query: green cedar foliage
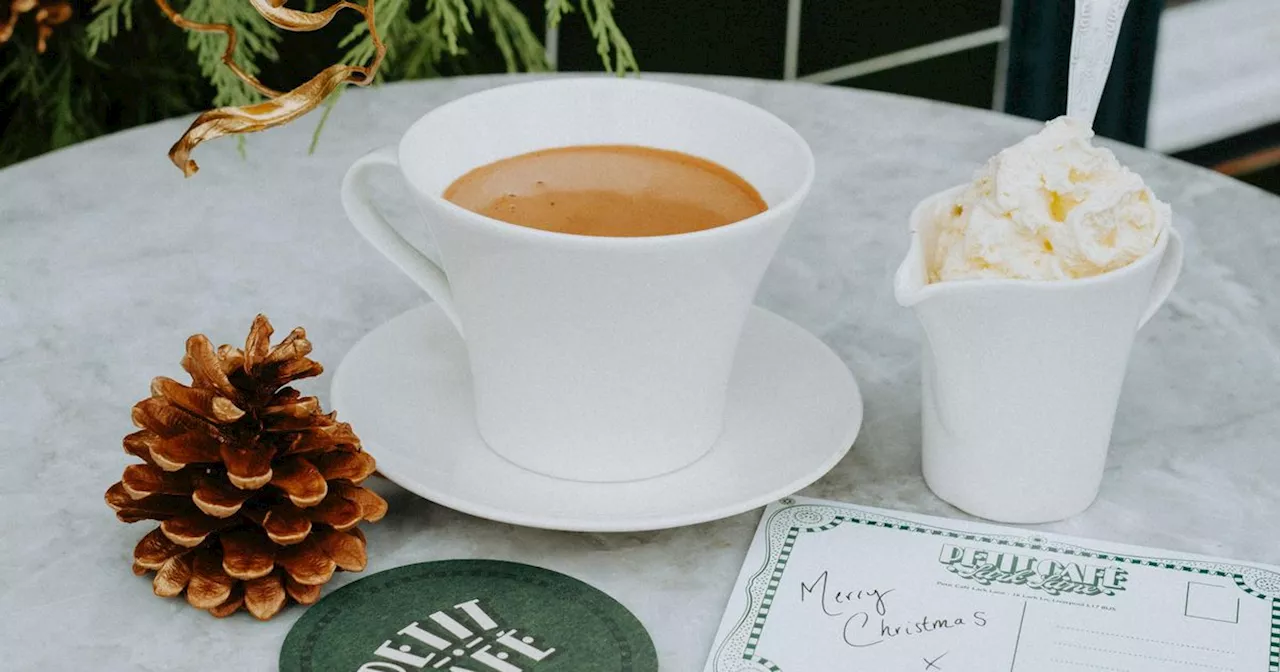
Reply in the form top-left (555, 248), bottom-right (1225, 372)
top-left (0, 0), bottom-right (635, 168)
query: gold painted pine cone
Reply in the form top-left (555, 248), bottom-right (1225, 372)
top-left (105, 315), bottom-right (387, 620)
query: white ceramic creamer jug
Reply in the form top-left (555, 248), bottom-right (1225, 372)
top-left (895, 187), bottom-right (1183, 523)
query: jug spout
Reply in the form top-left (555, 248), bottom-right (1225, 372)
top-left (894, 231), bottom-right (931, 308)
top-left (895, 188), bottom-right (958, 308)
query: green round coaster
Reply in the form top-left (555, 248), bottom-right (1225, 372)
top-left (280, 560), bottom-right (657, 672)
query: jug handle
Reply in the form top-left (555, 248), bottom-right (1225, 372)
top-left (1138, 228), bottom-right (1183, 329)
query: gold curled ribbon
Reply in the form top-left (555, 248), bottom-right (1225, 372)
top-left (0, 0), bottom-right (72, 53)
top-left (0, 0), bottom-right (40, 45)
top-left (32, 1), bottom-right (70, 53)
top-left (157, 0), bottom-right (386, 177)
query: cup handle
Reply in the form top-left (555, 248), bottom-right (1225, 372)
top-left (341, 144), bottom-right (462, 332)
top-left (1138, 228), bottom-right (1183, 329)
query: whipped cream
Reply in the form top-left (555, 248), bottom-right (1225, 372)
top-left (929, 116), bottom-right (1170, 282)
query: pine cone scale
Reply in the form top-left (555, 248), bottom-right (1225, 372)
top-left (134, 527), bottom-right (188, 569)
top-left (160, 513), bottom-right (228, 547)
top-left (262, 396), bottom-right (320, 420)
top-left (120, 464), bottom-right (190, 499)
top-left (151, 376), bottom-right (246, 424)
top-left (208, 585), bottom-right (244, 618)
top-left (191, 479), bottom-right (252, 518)
top-left (261, 413), bottom-right (330, 432)
top-left (263, 328), bottom-right (311, 367)
top-left (153, 553), bottom-right (194, 597)
top-left (182, 335), bottom-right (237, 398)
top-left (276, 538), bottom-right (336, 586)
top-left (150, 433), bottom-right (222, 471)
top-left (270, 357), bottom-right (323, 386)
top-left (261, 503), bottom-right (313, 545)
top-left (132, 397), bottom-right (220, 439)
top-left (308, 492), bottom-right (363, 531)
top-left (270, 456), bottom-right (328, 507)
top-left (284, 575), bottom-right (321, 605)
top-left (244, 573), bottom-right (287, 620)
top-left (311, 450), bottom-right (375, 481)
top-left (243, 315), bottom-right (274, 373)
top-left (217, 346), bottom-right (245, 375)
top-left (122, 431), bottom-right (160, 465)
top-left (186, 550), bottom-right (234, 609)
top-left (107, 483), bottom-right (197, 522)
top-left (220, 442), bottom-right (275, 490)
top-left (220, 529), bottom-right (276, 580)
top-left (315, 527), bottom-right (367, 572)
top-left (337, 482), bottom-right (389, 522)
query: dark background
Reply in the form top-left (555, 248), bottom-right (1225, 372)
top-left (1, 0), bottom-right (1276, 194)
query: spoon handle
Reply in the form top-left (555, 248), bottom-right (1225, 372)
top-left (1066, 0), bottom-right (1131, 127)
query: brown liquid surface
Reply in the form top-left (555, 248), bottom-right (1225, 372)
top-left (443, 145), bottom-right (767, 237)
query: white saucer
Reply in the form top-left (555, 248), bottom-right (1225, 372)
top-left (331, 304), bottom-right (862, 532)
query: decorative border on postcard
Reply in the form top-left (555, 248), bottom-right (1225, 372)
top-left (709, 500), bottom-right (1280, 672)
top-left (1271, 599), bottom-right (1279, 672)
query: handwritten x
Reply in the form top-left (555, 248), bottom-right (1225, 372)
top-left (923, 652), bottom-right (948, 670)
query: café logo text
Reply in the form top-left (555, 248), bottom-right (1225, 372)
top-left (939, 543), bottom-right (1129, 597)
top-left (357, 598), bottom-right (557, 672)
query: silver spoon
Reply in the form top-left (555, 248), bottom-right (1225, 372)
top-left (1066, 0), bottom-right (1132, 128)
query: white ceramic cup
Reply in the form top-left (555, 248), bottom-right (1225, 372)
top-left (894, 186), bottom-right (1183, 523)
top-left (341, 78), bottom-right (814, 483)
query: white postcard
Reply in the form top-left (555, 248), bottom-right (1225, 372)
top-left (705, 496), bottom-right (1280, 672)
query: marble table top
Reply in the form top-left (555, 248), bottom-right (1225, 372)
top-left (2, 74), bottom-right (1278, 670)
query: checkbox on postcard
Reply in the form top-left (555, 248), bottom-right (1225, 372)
top-left (1184, 581), bottom-right (1240, 624)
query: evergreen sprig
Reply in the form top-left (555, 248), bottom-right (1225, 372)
top-left (580, 0), bottom-right (636, 74)
top-left (0, 0), bottom-right (637, 169)
top-left (181, 1), bottom-right (281, 107)
top-left (2, 4), bottom-right (210, 166)
top-left (86, 0), bottom-right (135, 56)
